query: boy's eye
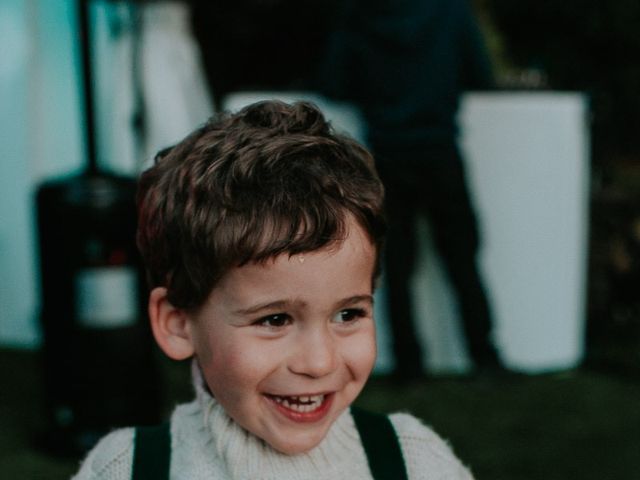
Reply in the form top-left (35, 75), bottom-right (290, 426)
top-left (255, 314), bottom-right (290, 328)
top-left (334, 308), bottom-right (367, 324)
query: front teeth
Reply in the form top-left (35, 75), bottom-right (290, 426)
top-left (272, 394), bottom-right (325, 412)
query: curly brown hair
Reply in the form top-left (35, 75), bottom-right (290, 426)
top-left (137, 100), bottom-right (385, 310)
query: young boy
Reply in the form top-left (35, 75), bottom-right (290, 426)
top-left (72, 100), bottom-right (473, 479)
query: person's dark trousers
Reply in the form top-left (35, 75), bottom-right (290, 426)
top-left (376, 144), bottom-right (500, 378)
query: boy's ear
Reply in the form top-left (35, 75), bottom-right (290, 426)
top-left (148, 287), bottom-right (195, 360)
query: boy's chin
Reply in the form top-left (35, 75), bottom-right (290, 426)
top-left (259, 418), bottom-right (336, 455)
top-left (268, 431), bottom-right (329, 456)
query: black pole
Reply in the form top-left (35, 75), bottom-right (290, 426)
top-left (78, 0), bottom-right (98, 174)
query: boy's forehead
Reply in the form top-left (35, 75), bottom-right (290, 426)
top-left (209, 222), bottom-right (376, 305)
top-left (214, 221), bottom-right (376, 287)
top-left (191, 213), bottom-right (381, 311)
top-left (264, 218), bottom-right (375, 264)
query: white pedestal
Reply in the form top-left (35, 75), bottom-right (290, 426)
top-left (458, 92), bottom-right (590, 373)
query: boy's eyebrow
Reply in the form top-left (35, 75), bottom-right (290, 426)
top-left (336, 295), bottom-right (374, 309)
top-left (233, 300), bottom-right (292, 316)
top-left (233, 295), bottom-right (374, 316)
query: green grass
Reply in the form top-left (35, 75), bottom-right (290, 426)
top-left (358, 372), bottom-right (640, 480)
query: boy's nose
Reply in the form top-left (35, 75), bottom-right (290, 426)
top-left (289, 327), bottom-right (338, 378)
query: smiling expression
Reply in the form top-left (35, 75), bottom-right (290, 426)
top-left (187, 218), bottom-right (377, 454)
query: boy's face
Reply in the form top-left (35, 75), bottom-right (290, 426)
top-left (187, 218), bottom-right (377, 455)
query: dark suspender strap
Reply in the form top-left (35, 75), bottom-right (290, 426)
top-left (351, 406), bottom-right (409, 480)
top-left (132, 423), bottom-right (171, 480)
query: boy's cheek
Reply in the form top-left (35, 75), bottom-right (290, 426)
top-left (345, 329), bottom-right (377, 379)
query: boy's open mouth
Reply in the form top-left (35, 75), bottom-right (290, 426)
top-left (267, 394), bottom-right (325, 412)
top-left (264, 393), bottom-right (333, 421)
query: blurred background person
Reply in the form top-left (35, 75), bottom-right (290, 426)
top-left (317, 0), bottom-right (503, 381)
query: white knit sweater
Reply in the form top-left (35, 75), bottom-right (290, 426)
top-left (72, 368), bottom-right (474, 480)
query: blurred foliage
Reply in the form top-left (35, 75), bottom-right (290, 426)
top-left (476, 0), bottom-right (640, 161)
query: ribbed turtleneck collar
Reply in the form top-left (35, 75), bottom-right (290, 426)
top-left (189, 360), bottom-right (369, 479)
